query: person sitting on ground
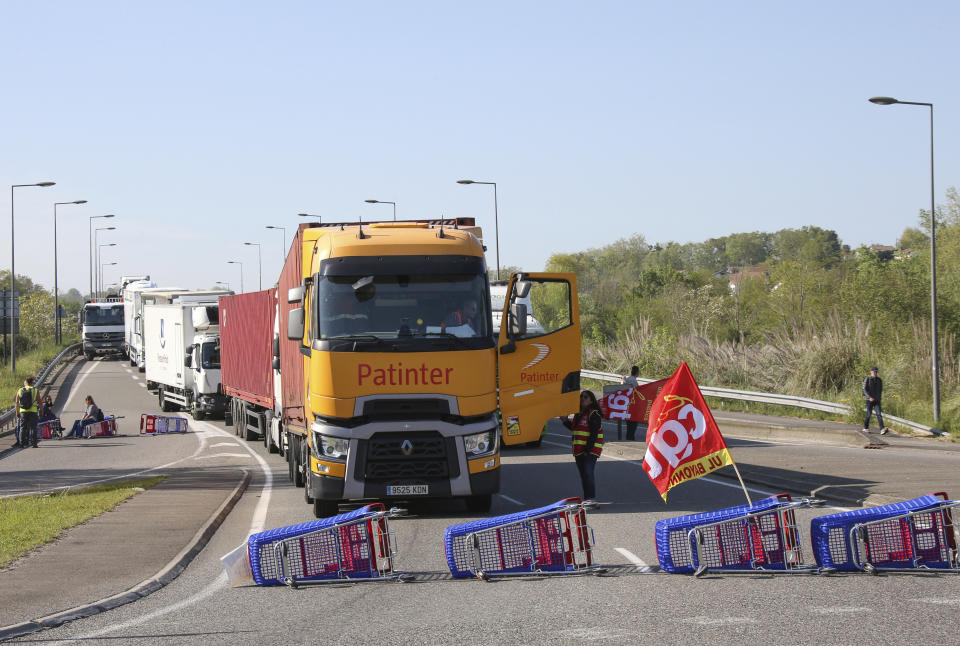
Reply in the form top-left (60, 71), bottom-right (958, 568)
top-left (39, 395), bottom-right (56, 422)
top-left (65, 395), bottom-right (103, 439)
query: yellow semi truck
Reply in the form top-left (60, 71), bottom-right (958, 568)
top-left (283, 219), bottom-right (581, 516)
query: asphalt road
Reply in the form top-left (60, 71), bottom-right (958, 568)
top-left (4, 359), bottom-right (960, 645)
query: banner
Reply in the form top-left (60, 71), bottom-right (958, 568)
top-left (642, 362), bottom-right (733, 501)
top-left (600, 379), bottom-right (668, 422)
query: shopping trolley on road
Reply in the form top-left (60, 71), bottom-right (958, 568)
top-left (811, 492), bottom-right (960, 574)
top-left (140, 413), bottom-right (189, 435)
top-left (247, 504), bottom-right (410, 587)
top-left (656, 494), bottom-right (827, 577)
top-left (84, 416), bottom-right (119, 438)
top-left (444, 497), bottom-right (605, 581)
top-left (37, 418), bottom-right (63, 440)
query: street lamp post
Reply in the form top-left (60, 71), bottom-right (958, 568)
top-left (244, 242), bottom-right (262, 290)
top-left (227, 261), bottom-right (244, 293)
top-left (266, 225), bottom-right (287, 257)
top-left (457, 179), bottom-right (500, 280)
top-left (869, 96), bottom-right (940, 423)
top-left (89, 215), bottom-right (115, 299)
top-left (97, 243), bottom-right (117, 299)
top-left (54, 200), bottom-right (87, 343)
top-left (364, 199), bottom-right (396, 221)
top-left (215, 281), bottom-right (230, 291)
top-left (100, 261), bottom-right (117, 296)
top-left (94, 233), bottom-right (116, 298)
top-left (297, 213), bottom-right (321, 224)
top-left (10, 181), bottom-right (55, 371)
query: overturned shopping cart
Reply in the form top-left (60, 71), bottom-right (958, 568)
top-left (810, 492), bottom-right (960, 574)
top-left (140, 413), bottom-right (189, 435)
top-left (246, 504), bottom-right (410, 587)
top-left (84, 416), bottom-right (119, 438)
top-left (37, 418), bottom-right (63, 440)
top-left (444, 497), bottom-right (604, 581)
top-left (656, 494), bottom-right (827, 576)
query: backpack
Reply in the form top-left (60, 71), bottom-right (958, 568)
top-left (19, 387), bottom-right (34, 410)
top-left (96, 408), bottom-right (105, 422)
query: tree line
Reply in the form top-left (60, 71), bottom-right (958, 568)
top-left (538, 187), bottom-right (960, 433)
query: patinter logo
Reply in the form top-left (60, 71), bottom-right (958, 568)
top-left (521, 343), bottom-right (550, 369)
top-left (520, 342), bottom-right (558, 384)
top-left (358, 362), bottom-right (454, 386)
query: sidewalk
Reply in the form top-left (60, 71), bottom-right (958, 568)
top-left (0, 467), bottom-right (248, 638)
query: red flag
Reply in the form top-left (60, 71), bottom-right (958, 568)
top-left (642, 362), bottom-right (733, 501)
top-left (600, 379), bottom-right (668, 422)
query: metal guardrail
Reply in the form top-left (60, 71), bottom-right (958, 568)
top-left (581, 368), bottom-right (943, 436)
top-left (0, 343), bottom-right (82, 437)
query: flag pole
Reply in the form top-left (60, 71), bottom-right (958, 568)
top-left (730, 462), bottom-right (753, 506)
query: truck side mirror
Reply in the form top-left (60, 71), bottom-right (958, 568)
top-left (287, 307), bottom-right (305, 340)
top-left (184, 353), bottom-right (192, 368)
top-left (272, 335), bottom-right (280, 358)
top-left (515, 279), bottom-right (532, 299)
top-left (272, 357), bottom-right (280, 371)
top-left (287, 286), bottom-right (304, 304)
top-left (509, 303), bottom-right (528, 337)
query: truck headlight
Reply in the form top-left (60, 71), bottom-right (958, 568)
top-left (314, 433), bottom-right (349, 461)
top-left (464, 430), bottom-right (496, 456)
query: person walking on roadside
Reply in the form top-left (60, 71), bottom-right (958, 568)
top-left (14, 377), bottom-right (40, 449)
top-left (863, 366), bottom-right (888, 435)
top-left (622, 365), bottom-right (640, 441)
top-left (558, 391), bottom-right (604, 501)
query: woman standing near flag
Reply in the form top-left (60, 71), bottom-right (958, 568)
top-left (559, 391), bottom-right (604, 501)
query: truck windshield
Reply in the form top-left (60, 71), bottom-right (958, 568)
top-left (201, 341), bottom-right (220, 369)
top-left (315, 273), bottom-right (491, 345)
top-left (83, 305), bottom-right (124, 326)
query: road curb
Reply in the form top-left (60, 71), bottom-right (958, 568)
top-left (0, 469), bottom-right (251, 642)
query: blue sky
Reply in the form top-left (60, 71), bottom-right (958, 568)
top-left (2, 1), bottom-right (958, 293)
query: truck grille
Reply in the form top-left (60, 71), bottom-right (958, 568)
top-left (86, 332), bottom-right (123, 341)
top-left (362, 432), bottom-right (454, 480)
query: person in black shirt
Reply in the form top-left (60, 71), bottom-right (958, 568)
top-left (862, 367), bottom-right (888, 435)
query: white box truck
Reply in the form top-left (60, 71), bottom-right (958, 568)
top-left (129, 288), bottom-right (230, 371)
top-left (80, 299), bottom-right (126, 360)
top-left (143, 302), bottom-right (229, 420)
top-left (121, 279), bottom-right (157, 364)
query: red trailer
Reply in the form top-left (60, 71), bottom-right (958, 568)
top-left (219, 290), bottom-right (278, 449)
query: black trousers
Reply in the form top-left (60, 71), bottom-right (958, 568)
top-left (20, 412), bottom-right (38, 447)
top-left (625, 420), bottom-right (638, 441)
top-left (574, 452), bottom-right (598, 500)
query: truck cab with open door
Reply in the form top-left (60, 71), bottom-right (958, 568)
top-left (497, 273), bottom-right (581, 445)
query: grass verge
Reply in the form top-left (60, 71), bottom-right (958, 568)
top-left (0, 342), bottom-right (75, 411)
top-left (0, 476), bottom-right (166, 568)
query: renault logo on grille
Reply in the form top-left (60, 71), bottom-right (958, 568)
top-left (400, 439), bottom-right (413, 456)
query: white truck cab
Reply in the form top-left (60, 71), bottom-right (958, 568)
top-left (80, 300), bottom-right (125, 360)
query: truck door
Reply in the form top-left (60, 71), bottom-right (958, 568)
top-left (497, 273), bottom-right (581, 445)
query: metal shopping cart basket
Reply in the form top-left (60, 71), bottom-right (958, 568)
top-left (37, 418), bottom-right (63, 440)
top-left (810, 492), bottom-right (960, 574)
top-left (444, 497), bottom-right (604, 581)
top-left (247, 503), bottom-right (410, 587)
top-left (656, 494), bottom-right (827, 577)
top-left (84, 416), bottom-right (119, 438)
top-left (140, 413), bottom-right (189, 435)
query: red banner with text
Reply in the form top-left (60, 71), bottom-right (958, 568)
top-left (600, 379), bottom-right (668, 422)
top-left (642, 362), bottom-right (733, 501)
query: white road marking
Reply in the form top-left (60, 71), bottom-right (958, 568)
top-left (682, 616), bottom-right (759, 626)
top-left (810, 607), bottom-right (872, 615)
top-left (62, 361), bottom-right (99, 409)
top-left (138, 383), bottom-right (147, 388)
top-left (130, 375), bottom-right (139, 381)
top-left (211, 442), bottom-right (240, 447)
top-left (497, 493), bottom-right (524, 506)
top-left (195, 452), bottom-right (252, 459)
top-left (613, 547), bottom-right (656, 573)
top-left (53, 418), bottom-right (274, 644)
top-left (910, 598), bottom-right (960, 605)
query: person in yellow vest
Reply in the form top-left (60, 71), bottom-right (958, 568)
top-left (15, 377), bottom-right (39, 449)
top-left (558, 390), bottom-right (604, 501)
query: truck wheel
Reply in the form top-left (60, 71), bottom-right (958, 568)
top-left (263, 423), bottom-right (270, 449)
top-left (84, 352), bottom-right (94, 361)
top-left (304, 475), bottom-right (313, 504)
top-left (465, 494), bottom-right (492, 513)
top-left (294, 436), bottom-right (305, 488)
top-left (159, 389), bottom-right (175, 413)
top-left (287, 434), bottom-right (296, 482)
top-left (268, 430), bottom-right (279, 454)
top-left (191, 403), bottom-right (206, 421)
top-left (313, 499), bottom-right (338, 518)
top-left (223, 404), bottom-right (233, 427)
